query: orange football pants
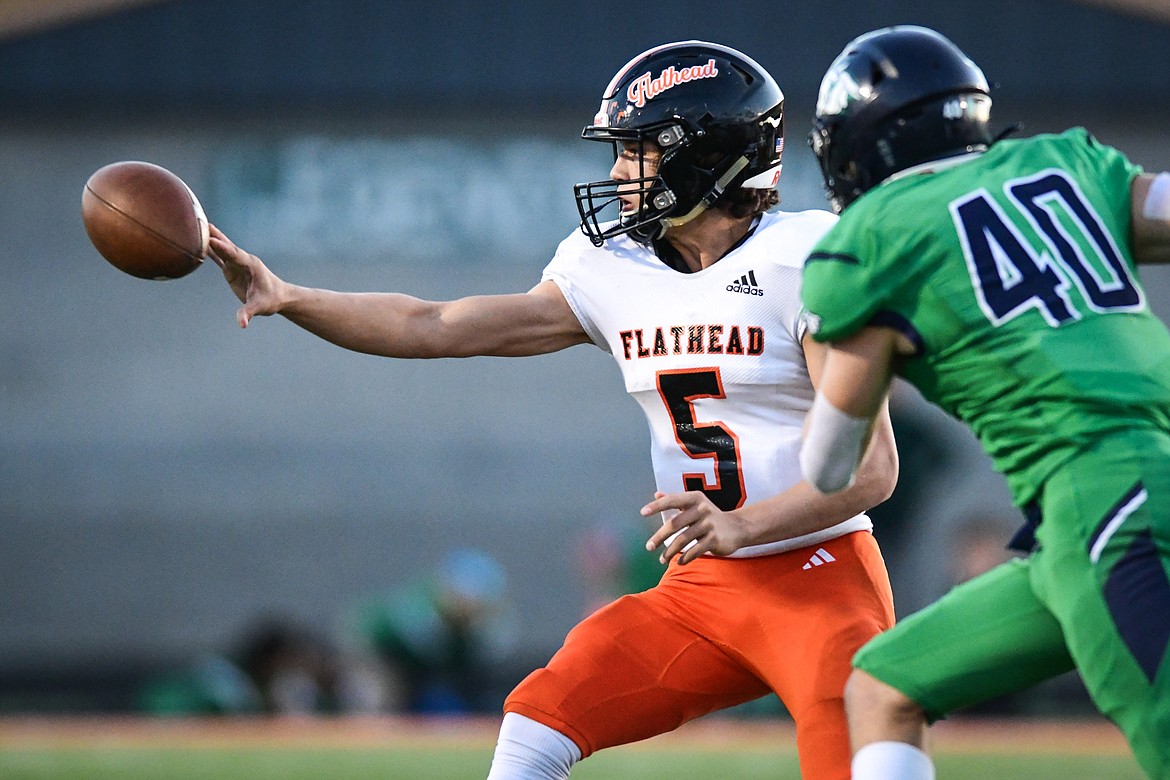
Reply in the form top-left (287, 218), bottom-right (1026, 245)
top-left (504, 530), bottom-right (894, 779)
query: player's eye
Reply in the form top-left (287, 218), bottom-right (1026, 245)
top-left (618, 144), bottom-right (640, 161)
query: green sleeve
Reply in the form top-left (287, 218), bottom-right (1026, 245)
top-left (801, 201), bottom-right (909, 343)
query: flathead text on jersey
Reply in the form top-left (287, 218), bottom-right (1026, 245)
top-left (619, 325), bottom-right (764, 360)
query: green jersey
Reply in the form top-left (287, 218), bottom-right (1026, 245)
top-left (802, 128), bottom-right (1170, 507)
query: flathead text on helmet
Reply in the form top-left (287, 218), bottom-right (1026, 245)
top-left (627, 59), bottom-right (719, 108)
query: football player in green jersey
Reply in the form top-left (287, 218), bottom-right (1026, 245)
top-left (798, 25), bottom-right (1170, 780)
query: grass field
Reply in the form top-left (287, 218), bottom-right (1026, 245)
top-left (0, 715), bottom-right (1145, 779)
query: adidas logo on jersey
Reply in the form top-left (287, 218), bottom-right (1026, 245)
top-left (802, 548), bottom-right (836, 570)
top-left (726, 270), bottom-right (764, 296)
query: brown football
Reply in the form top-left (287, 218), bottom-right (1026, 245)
top-left (81, 161), bottom-right (209, 280)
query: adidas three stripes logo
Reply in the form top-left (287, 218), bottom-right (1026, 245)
top-left (802, 548), bottom-right (836, 570)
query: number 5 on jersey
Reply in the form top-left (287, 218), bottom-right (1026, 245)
top-left (656, 368), bottom-right (746, 511)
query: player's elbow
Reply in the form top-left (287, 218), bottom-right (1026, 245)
top-left (861, 437), bottom-right (899, 506)
top-left (862, 414), bottom-right (900, 505)
top-left (877, 463), bottom-right (898, 505)
top-left (859, 456), bottom-right (897, 508)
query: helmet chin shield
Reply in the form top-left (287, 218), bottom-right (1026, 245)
top-left (574, 41), bottom-right (785, 246)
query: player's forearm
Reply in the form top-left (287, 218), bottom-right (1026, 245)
top-left (737, 420), bottom-right (898, 545)
top-left (279, 286), bottom-right (454, 358)
top-left (733, 485), bottom-right (875, 545)
top-left (277, 286), bottom-right (585, 358)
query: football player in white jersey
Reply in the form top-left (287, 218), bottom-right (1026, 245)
top-left (208, 41), bottom-right (898, 780)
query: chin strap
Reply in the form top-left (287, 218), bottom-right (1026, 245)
top-left (661, 156), bottom-right (751, 230)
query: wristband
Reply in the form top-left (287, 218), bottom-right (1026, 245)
top-left (800, 392), bottom-right (870, 493)
top-left (1143, 172), bottom-right (1170, 221)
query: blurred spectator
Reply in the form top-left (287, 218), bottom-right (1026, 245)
top-left (575, 517), bottom-right (664, 616)
top-left (341, 547), bottom-right (519, 714)
top-left (139, 618), bottom-right (343, 716)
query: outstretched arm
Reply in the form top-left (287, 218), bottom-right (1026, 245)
top-left (642, 332), bottom-right (899, 564)
top-left (208, 224), bottom-right (590, 358)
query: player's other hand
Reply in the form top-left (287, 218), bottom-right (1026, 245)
top-left (641, 491), bottom-right (749, 565)
top-left (207, 224), bottom-right (285, 328)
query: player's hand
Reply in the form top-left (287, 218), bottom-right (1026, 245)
top-left (207, 223), bottom-right (285, 328)
top-left (641, 491), bottom-right (749, 565)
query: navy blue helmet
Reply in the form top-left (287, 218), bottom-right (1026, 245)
top-left (810, 26), bottom-right (993, 212)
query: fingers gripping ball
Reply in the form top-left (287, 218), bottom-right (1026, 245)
top-left (81, 161), bottom-right (209, 280)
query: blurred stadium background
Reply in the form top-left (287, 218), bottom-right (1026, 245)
top-left (0, 0), bottom-right (1168, 757)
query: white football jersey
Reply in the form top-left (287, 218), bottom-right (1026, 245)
top-left (543, 209), bottom-right (872, 557)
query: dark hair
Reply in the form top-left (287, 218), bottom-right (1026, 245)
top-left (716, 186), bottom-right (779, 219)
